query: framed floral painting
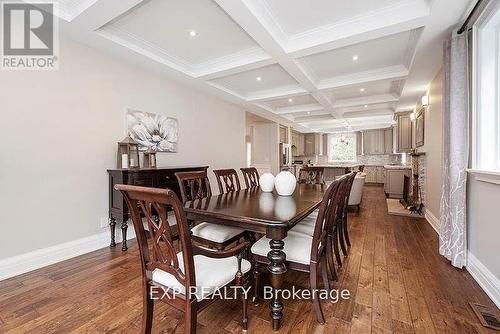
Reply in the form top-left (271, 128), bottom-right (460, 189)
top-left (126, 109), bottom-right (178, 152)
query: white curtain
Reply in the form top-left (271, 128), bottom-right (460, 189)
top-left (439, 31), bottom-right (469, 268)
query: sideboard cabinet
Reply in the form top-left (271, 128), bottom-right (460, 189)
top-left (107, 166), bottom-right (208, 250)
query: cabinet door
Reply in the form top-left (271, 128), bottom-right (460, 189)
top-left (385, 128), bottom-right (393, 154)
top-left (304, 134), bottom-right (315, 155)
top-left (397, 114), bottom-right (412, 152)
top-left (377, 167), bottom-right (386, 183)
top-left (356, 132), bottom-right (362, 155)
top-left (376, 130), bottom-right (385, 154)
top-left (298, 134), bottom-right (305, 156)
top-left (362, 131), bottom-right (372, 155)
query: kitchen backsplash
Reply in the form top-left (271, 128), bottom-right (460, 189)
top-left (356, 154), bottom-right (402, 166)
top-left (294, 154), bottom-right (402, 166)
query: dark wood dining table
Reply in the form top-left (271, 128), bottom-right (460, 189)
top-left (184, 183), bottom-right (326, 331)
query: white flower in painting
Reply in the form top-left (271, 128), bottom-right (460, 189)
top-left (128, 111), bottom-right (178, 152)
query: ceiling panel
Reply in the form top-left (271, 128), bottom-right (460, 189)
top-left (102, 0), bottom-right (262, 66)
top-left (209, 64), bottom-right (300, 97)
top-left (262, 0), bottom-right (402, 36)
top-left (264, 94), bottom-right (318, 109)
top-left (282, 110), bottom-right (329, 118)
top-left (328, 80), bottom-right (395, 101)
top-left (299, 31), bottom-right (412, 80)
top-left (339, 102), bottom-right (397, 114)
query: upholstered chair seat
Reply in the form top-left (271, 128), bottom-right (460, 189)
top-left (152, 253), bottom-right (251, 301)
top-left (191, 223), bottom-right (247, 244)
top-left (251, 233), bottom-right (313, 265)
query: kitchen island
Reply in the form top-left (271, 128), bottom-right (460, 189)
top-left (310, 164), bottom-right (361, 181)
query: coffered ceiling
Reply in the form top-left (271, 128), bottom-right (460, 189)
top-left (53, 0), bottom-right (474, 133)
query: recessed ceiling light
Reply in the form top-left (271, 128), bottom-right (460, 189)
top-left (364, 105), bottom-right (368, 108)
top-left (307, 111), bottom-right (311, 115)
top-left (188, 30), bottom-right (197, 38)
top-left (352, 55), bottom-right (359, 61)
top-left (360, 88), bottom-right (365, 92)
top-left (288, 98), bottom-right (293, 103)
top-left (256, 76), bottom-right (262, 81)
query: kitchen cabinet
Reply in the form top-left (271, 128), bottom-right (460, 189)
top-left (291, 131), bottom-right (304, 156)
top-left (356, 131), bottom-right (362, 156)
top-left (364, 166), bottom-right (385, 184)
top-left (363, 130), bottom-right (385, 155)
top-left (304, 133), bottom-right (325, 156)
top-left (384, 168), bottom-right (411, 198)
top-left (395, 112), bottom-right (412, 152)
top-left (384, 128), bottom-right (393, 154)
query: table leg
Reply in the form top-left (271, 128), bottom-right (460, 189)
top-left (267, 239), bottom-right (287, 331)
top-left (121, 220), bottom-right (128, 251)
top-left (109, 218), bottom-right (117, 247)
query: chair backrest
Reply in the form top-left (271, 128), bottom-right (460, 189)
top-left (309, 179), bottom-right (343, 262)
top-left (336, 172), bottom-right (357, 220)
top-left (358, 165), bottom-right (365, 172)
top-left (213, 168), bottom-right (241, 194)
top-left (175, 171), bottom-right (212, 204)
top-left (115, 184), bottom-right (195, 296)
top-left (240, 167), bottom-right (259, 188)
top-left (298, 166), bottom-right (325, 185)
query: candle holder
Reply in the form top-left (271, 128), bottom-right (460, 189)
top-left (143, 147), bottom-right (157, 169)
top-left (117, 136), bottom-right (140, 169)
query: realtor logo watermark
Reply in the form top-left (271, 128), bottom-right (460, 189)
top-left (1, 1), bottom-right (59, 70)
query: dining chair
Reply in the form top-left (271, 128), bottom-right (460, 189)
top-left (251, 179), bottom-right (343, 323)
top-left (240, 167), bottom-right (259, 188)
top-left (298, 166), bottom-right (325, 185)
top-left (289, 174), bottom-right (352, 279)
top-left (115, 184), bottom-right (251, 334)
top-left (175, 171), bottom-right (247, 250)
top-left (338, 172), bottom-right (357, 253)
top-left (213, 168), bottom-right (241, 194)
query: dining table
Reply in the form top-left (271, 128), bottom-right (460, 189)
top-left (184, 183), bottom-right (326, 331)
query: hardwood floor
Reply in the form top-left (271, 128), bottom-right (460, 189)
top-left (0, 185), bottom-right (497, 333)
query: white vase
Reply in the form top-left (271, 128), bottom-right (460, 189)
top-left (274, 171), bottom-right (297, 196)
top-left (259, 173), bottom-right (275, 192)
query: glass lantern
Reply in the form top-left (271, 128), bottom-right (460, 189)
top-left (117, 136), bottom-right (140, 169)
top-left (143, 147), bottom-right (157, 169)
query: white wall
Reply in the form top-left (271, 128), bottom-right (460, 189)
top-left (0, 36), bottom-right (246, 260)
top-left (422, 68), bottom-right (444, 218)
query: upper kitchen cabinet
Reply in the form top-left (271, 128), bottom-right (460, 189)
top-left (362, 128), bottom-right (393, 155)
top-left (384, 128), bottom-right (393, 154)
top-left (304, 133), bottom-right (325, 156)
top-left (395, 112), bottom-right (413, 152)
top-left (291, 130), bottom-right (305, 156)
top-left (363, 129), bottom-right (385, 155)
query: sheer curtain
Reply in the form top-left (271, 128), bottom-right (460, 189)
top-left (439, 31), bottom-right (469, 268)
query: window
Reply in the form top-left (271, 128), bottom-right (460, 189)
top-left (328, 133), bottom-right (356, 162)
top-left (472, 1), bottom-right (500, 172)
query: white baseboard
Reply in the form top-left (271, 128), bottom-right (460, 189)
top-left (467, 252), bottom-right (500, 308)
top-left (0, 226), bottom-right (135, 282)
top-left (425, 209), bottom-right (440, 235)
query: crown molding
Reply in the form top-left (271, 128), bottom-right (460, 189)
top-left (49, 0), bottom-right (99, 22)
top-left (404, 28), bottom-right (424, 69)
top-left (294, 114), bottom-right (335, 123)
top-left (274, 103), bottom-right (324, 114)
top-left (343, 109), bottom-right (395, 119)
top-left (333, 93), bottom-right (399, 108)
top-left (246, 85), bottom-right (307, 102)
top-left (317, 65), bottom-right (409, 91)
top-left (97, 26), bottom-right (273, 79)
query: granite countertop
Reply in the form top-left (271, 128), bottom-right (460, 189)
top-left (312, 164), bottom-right (360, 168)
top-left (384, 164), bottom-right (411, 170)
